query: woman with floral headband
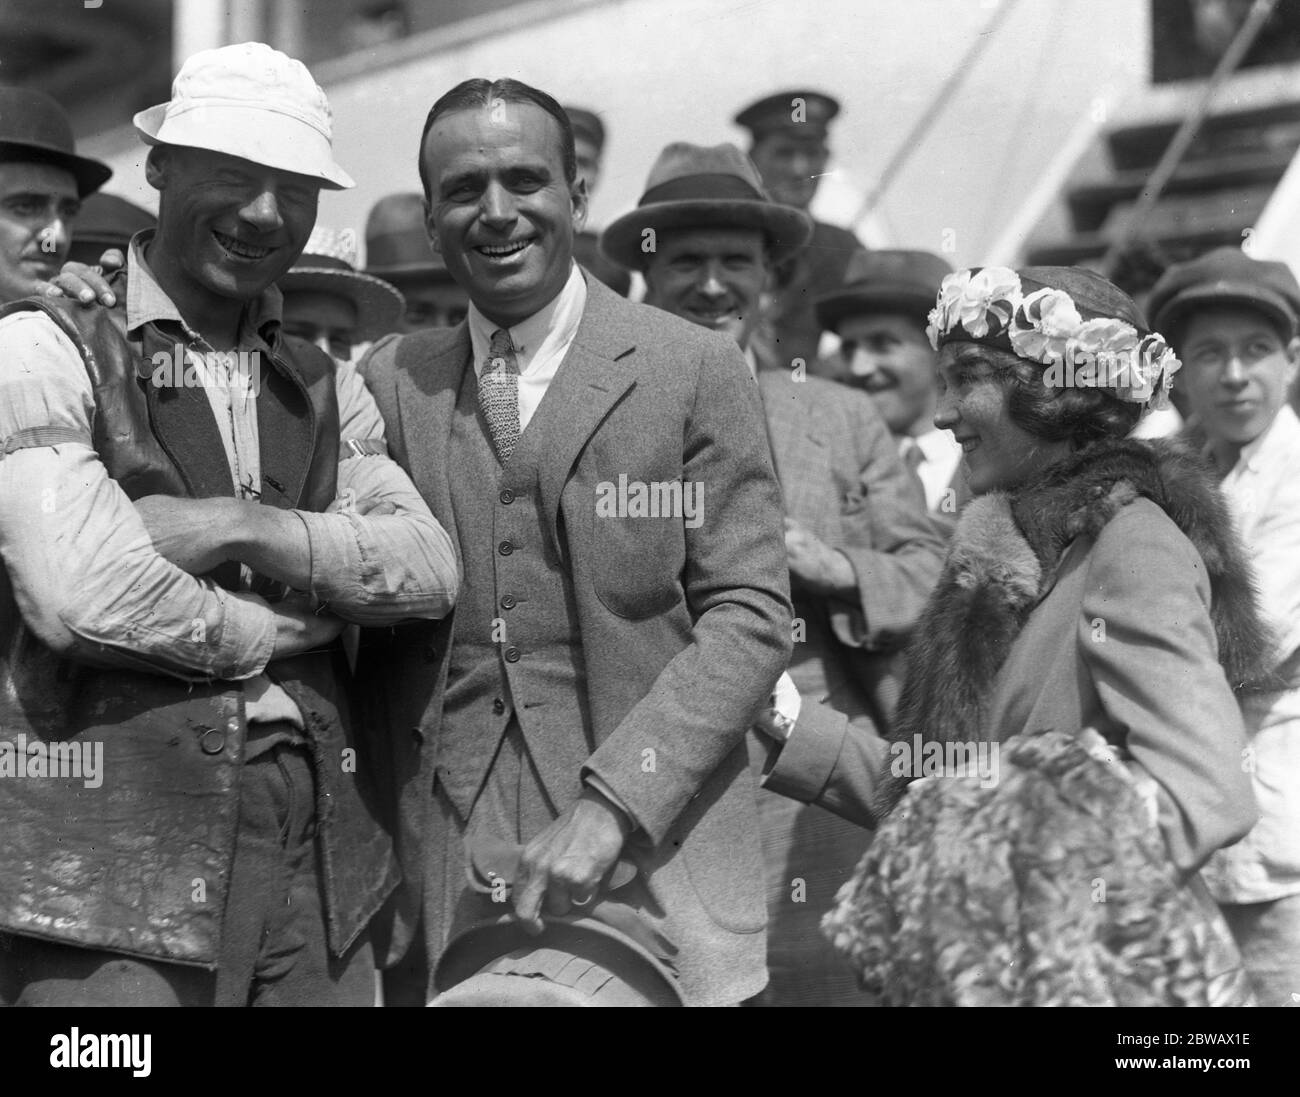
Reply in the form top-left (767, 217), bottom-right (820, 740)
top-left (756, 265), bottom-right (1272, 1006)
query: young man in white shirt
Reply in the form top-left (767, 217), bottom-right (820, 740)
top-left (1150, 245), bottom-right (1300, 1007)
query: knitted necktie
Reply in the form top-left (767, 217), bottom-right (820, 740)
top-left (479, 327), bottom-right (521, 464)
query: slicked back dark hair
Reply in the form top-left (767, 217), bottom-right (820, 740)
top-left (417, 78), bottom-right (577, 201)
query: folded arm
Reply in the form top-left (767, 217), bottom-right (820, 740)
top-left (123, 356), bottom-right (459, 625)
top-left (0, 312), bottom-right (282, 680)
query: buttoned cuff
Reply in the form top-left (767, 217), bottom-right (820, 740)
top-left (760, 698), bottom-right (849, 804)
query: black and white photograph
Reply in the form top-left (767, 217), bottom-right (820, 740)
top-left (0, 0), bottom-right (1295, 1071)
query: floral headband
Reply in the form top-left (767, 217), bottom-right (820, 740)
top-left (924, 266), bottom-right (1181, 411)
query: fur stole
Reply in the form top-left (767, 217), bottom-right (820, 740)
top-left (886, 436), bottom-right (1275, 761)
top-left (824, 437), bottom-right (1268, 1005)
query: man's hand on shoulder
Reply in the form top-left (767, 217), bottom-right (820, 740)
top-left (42, 248), bottom-right (124, 307)
top-left (511, 787), bottom-right (632, 934)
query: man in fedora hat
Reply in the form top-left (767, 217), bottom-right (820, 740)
top-left (355, 77), bottom-right (792, 1007)
top-left (0, 86), bottom-right (111, 304)
top-left (365, 191), bottom-right (470, 333)
top-left (602, 142), bottom-right (945, 1006)
top-left (564, 105), bottom-right (631, 297)
top-left (814, 248), bottom-right (969, 529)
top-left (280, 224), bottom-right (404, 361)
top-left (0, 42), bottom-right (458, 1006)
top-left (1148, 246), bottom-right (1300, 1006)
top-left (733, 89), bottom-right (863, 371)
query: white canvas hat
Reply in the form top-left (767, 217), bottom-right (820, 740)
top-left (133, 41), bottom-right (353, 189)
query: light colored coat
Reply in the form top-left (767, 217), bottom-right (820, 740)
top-left (358, 275), bottom-right (793, 1005)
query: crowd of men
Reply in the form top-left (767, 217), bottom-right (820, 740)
top-left (0, 41), bottom-right (1295, 1007)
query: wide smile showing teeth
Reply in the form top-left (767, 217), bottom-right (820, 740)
top-left (213, 230), bottom-right (273, 261)
top-left (477, 240), bottom-right (532, 258)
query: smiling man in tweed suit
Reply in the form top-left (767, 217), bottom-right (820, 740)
top-left (602, 140), bottom-right (946, 1006)
top-left (357, 79), bottom-right (793, 1006)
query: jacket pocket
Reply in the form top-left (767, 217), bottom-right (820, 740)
top-left (591, 477), bottom-right (688, 619)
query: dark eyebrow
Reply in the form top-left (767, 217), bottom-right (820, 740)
top-left (439, 169), bottom-right (484, 196)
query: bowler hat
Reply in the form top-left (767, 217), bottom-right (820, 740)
top-left (734, 89), bottom-right (840, 141)
top-left (1147, 246), bottom-right (1300, 343)
top-left (816, 248), bottom-right (954, 333)
top-left (600, 141), bottom-right (813, 271)
top-left (280, 225), bottom-right (404, 341)
top-left (430, 913), bottom-right (683, 1007)
top-left (364, 192), bottom-right (454, 283)
top-left (563, 105), bottom-right (605, 152)
top-left (133, 42), bottom-right (353, 189)
top-left (67, 193), bottom-right (156, 265)
top-left (0, 86), bottom-right (112, 197)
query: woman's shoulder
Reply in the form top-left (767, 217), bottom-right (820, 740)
top-left (1083, 495), bottom-right (1210, 598)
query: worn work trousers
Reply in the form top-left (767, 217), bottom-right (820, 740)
top-left (0, 739), bottom-right (374, 1006)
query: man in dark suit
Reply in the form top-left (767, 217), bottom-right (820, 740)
top-left (602, 143), bottom-right (946, 1005)
top-left (734, 90), bottom-right (863, 370)
top-left (357, 79), bottom-right (793, 1007)
top-left (813, 248), bottom-right (970, 532)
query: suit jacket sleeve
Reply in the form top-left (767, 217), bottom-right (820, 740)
top-left (759, 700), bottom-right (888, 829)
top-left (582, 333), bottom-right (794, 846)
top-left (1080, 503), bottom-right (1258, 877)
top-left (829, 392), bottom-right (946, 651)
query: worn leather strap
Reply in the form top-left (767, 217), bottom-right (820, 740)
top-left (0, 425), bottom-right (93, 459)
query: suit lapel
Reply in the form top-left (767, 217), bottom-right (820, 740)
top-left (396, 325), bottom-right (470, 552)
top-left (533, 277), bottom-right (637, 550)
top-left (757, 370), bottom-right (830, 521)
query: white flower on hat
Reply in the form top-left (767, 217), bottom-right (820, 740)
top-left (1067, 317), bottom-right (1140, 393)
top-left (957, 266), bottom-right (1021, 339)
top-left (1010, 287), bottom-right (1082, 364)
top-left (1132, 333), bottom-right (1181, 411)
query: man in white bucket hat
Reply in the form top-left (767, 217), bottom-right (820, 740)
top-left (0, 42), bottom-right (458, 1006)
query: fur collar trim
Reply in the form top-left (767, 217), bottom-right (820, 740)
top-left (880, 437), bottom-right (1274, 812)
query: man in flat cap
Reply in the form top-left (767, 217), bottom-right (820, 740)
top-left (356, 78), bottom-right (792, 1007)
top-left (564, 105), bottom-right (631, 296)
top-left (365, 191), bottom-right (470, 332)
top-left (603, 142), bottom-right (945, 1006)
top-left (734, 89), bottom-right (863, 371)
top-left (1149, 246), bottom-right (1300, 1007)
top-left (0, 86), bottom-right (111, 304)
top-left (0, 43), bottom-right (458, 1006)
top-left (813, 248), bottom-right (968, 529)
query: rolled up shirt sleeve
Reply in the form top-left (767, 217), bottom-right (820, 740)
top-left (0, 311), bottom-right (278, 681)
top-left (295, 356), bottom-right (459, 624)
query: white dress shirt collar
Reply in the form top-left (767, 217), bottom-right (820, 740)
top-left (467, 262), bottom-right (587, 377)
